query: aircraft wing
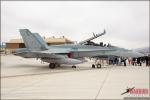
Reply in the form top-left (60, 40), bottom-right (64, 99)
top-left (17, 49), bottom-right (70, 58)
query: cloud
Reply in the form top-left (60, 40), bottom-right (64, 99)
top-left (1, 1), bottom-right (149, 49)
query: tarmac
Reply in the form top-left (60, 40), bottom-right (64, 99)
top-left (1, 55), bottom-right (149, 99)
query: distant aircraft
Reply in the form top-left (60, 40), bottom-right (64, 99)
top-left (14, 29), bottom-right (144, 69)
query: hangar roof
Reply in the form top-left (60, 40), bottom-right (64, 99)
top-left (7, 37), bottom-right (74, 44)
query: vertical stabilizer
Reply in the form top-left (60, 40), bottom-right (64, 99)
top-left (19, 29), bottom-right (49, 51)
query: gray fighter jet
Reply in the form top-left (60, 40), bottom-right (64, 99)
top-left (14, 29), bottom-right (143, 69)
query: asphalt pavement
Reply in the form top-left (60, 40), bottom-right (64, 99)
top-left (1, 55), bottom-right (149, 99)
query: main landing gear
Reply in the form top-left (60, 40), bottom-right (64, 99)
top-left (92, 64), bottom-right (101, 69)
top-left (49, 63), bottom-right (101, 69)
top-left (49, 63), bottom-right (56, 69)
top-left (72, 65), bottom-right (76, 68)
top-left (49, 63), bottom-right (76, 69)
top-left (92, 64), bottom-right (95, 68)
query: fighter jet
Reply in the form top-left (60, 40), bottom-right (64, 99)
top-left (14, 29), bottom-right (144, 69)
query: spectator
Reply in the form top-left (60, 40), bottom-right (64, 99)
top-left (121, 57), bottom-right (126, 66)
top-left (148, 55), bottom-right (150, 66)
top-left (132, 58), bottom-right (136, 66)
top-left (128, 57), bottom-right (132, 65)
top-left (137, 57), bottom-right (142, 66)
top-left (145, 56), bottom-right (148, 66)
top-left (145, 55), bottom-right (150, 67)
top-left (114, 57), bottom-right (118, 65)
top-left (118, 57), bottom-right (121, 65)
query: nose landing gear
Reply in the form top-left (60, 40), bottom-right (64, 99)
top-left (96, 64), bottom-right (101, 68)
top-left (92, 64), bottom-right (101, 69)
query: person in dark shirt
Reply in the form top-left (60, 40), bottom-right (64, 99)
top-left (121, 57), bottom-right (126, 66)
top-left (114, 57), bottom-right (118, 65)
top-left (137, 57), bottom-right (141, 66)
top-left (145, 56), bottom-right (148, 66)
top-left (132, 58), bottom-right (136, 66)
top-left (148, 55), bottom-right (150, 66)
top-left (146, 55), bottom-right (150, 66)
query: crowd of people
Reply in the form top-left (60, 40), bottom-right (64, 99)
top-left (108, 55), bottom-right (150, 66)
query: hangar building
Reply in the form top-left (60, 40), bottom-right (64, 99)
top-left (6, 36), bottom-right (74, 49)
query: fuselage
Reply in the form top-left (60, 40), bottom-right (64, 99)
top-left (14, 44), bottom-right (120, 58)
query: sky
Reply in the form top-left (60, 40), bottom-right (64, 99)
top-left (1, 1), bottom-right (149, 49)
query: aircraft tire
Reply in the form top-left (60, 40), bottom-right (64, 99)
top-left (72, 66), bottom-right (76, 68)
top-left (49, 63), bottom-right (55, 69)
top-left (97, 64), bottom-right (101, 68)
top-left (92, 64), bottom-right (95, 68)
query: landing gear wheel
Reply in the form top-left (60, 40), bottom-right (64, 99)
top-left (49, 63), bottom-right (55, 69)
top-left (92, 64), bottom-right (95, 68)
top-left (97, 64), bottom-right (101, 69)
top-left (72, 66), bottom-right (76, 68)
